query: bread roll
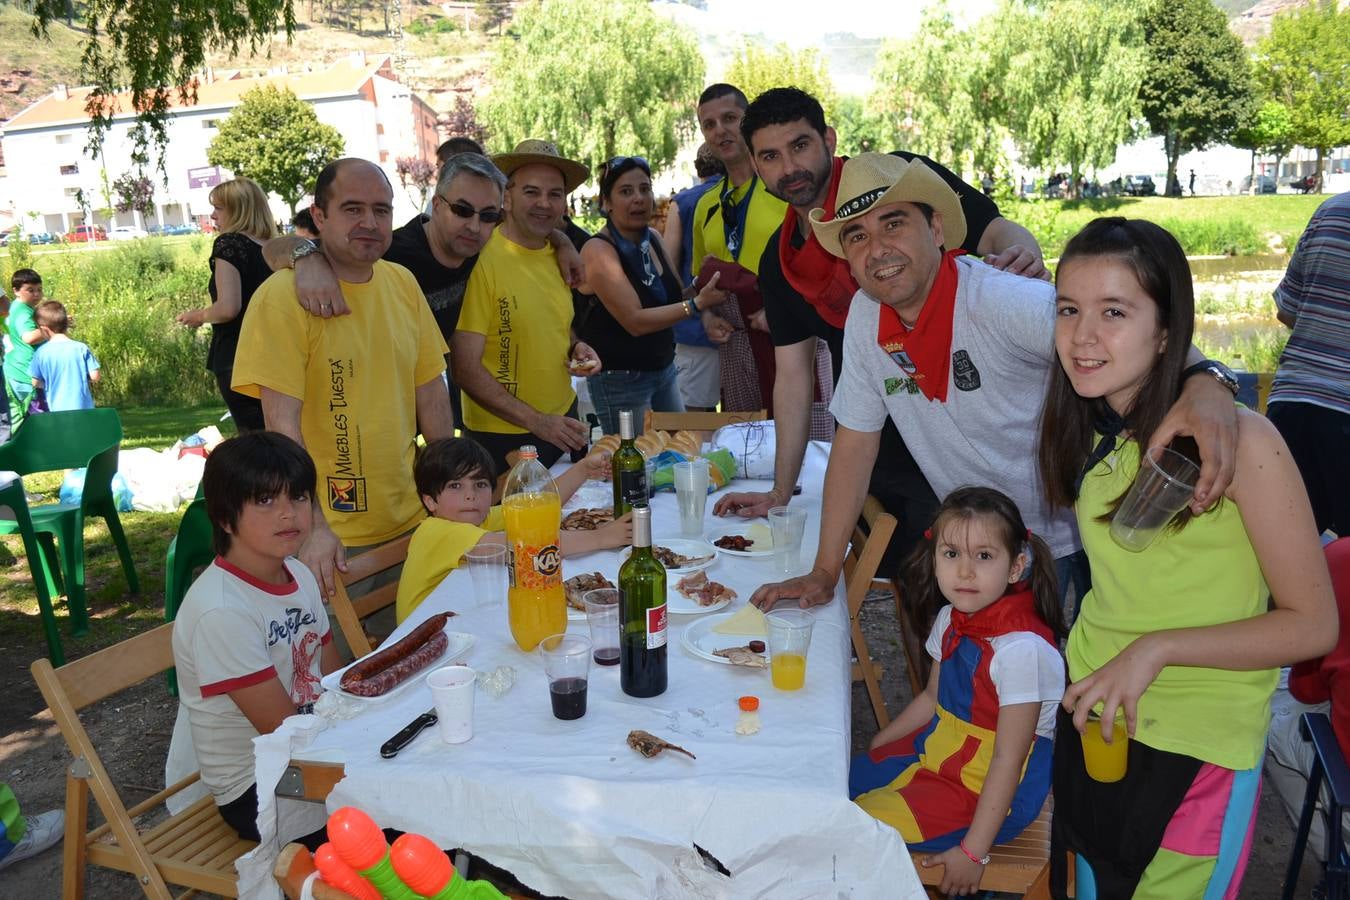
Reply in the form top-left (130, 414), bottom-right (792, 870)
top-left (634, 432), bottom-right (663, 457)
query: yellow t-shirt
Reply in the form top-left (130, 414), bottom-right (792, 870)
top-left (395, 506), bottom-right (506, 623)
top-left (232, 262), bottom-right (449, 547)
top-left (456, 230), bottom-right (576, 433)
top-left (690, 175), bottom-right (788, 277)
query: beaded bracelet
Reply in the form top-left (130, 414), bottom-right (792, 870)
top-left (958, 840), bottom-right (990, 866)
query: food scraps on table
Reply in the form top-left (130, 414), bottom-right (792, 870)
top-left (652, 545), bottom-right (714, 569)
top-left (562, 507), bottom-right (615, 531)
top-left (713, 645), bottom-right (770, 668)
top-left (714, 534), bottom-right (754, 551)
top-left (674, 571), bottom-right (737, 606)
top-left (627, 729), bottom-right (696, 759)
top-left (563, 572), bottom-right (614, 611)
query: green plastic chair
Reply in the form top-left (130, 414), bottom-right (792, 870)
top-left (163, 496), bottom-right (214, 695)
top-left (0, 409), bottom-right (140, 646)
top-left (0, 475), bottom-right (69, 664)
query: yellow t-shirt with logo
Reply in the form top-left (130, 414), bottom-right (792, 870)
top-left (232, 262), bottom-right (448, 547)
top-left (395, 507), bottom-right (507, 623)
top-left (456, 230), bottom-right (576, 433)
top-left (690, 175), bottom-right (788, 277)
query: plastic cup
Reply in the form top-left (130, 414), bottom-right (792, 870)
top-left (644, 455), bottom-right (658, 501)
top-left (582, 588), bottom-right (620, 668)
top-left (768, 506), bottom-right (808, 574)
top-left (674, 459), bottom-right (711, 537)
top-left (765, 609), bottom-right (814, 691)
top-left (1080, 713), bottom-right (1128, 783)
top-left (426, 665), bottom-right (476, 744)
top-left (539, 633), bottom-right (592, 720)
top-left (1109, 447), bottom-right (1200, 552)
top-left (465, 542), bottom-right (507, 608)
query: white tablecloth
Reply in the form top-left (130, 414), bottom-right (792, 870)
top-left (240, 441), bottom-right (921, 899)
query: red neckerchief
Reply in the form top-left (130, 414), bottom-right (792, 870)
top-left (941, 584), bottom-right (1055, 660)
top-left (875, 249), bottom-right (965, 402)
top-left (778, 157), bottom-right (854, 329)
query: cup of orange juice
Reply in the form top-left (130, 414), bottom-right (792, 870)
top-left (765, 609), bottom-right (813, 691)
top-left (1081, 712), bottom-right (1128, 783)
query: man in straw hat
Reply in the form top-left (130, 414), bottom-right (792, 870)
top-left (452, 139), bottom-right (601, 475)
top-left (750, 153), bottom-right (1242, 614)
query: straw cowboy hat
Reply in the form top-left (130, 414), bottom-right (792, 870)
top-left (809, 153), bottom-right (967, 257)
top-left (492, 139), bottom-right (589, 193)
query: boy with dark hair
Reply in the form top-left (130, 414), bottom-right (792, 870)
top-left (173, 432), bottom-right (340, 847)
top-left (4, 269), bottom-right (46, 430)
top-left (29, 300), bottom-right (100, 411)
top-left (396, 437), bottom-right (629, 622)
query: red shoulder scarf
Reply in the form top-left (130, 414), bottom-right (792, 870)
top-left (778, 157), bottom-right (855, 329)
top-left (941, 585), bottom-right (1056, 660)
top-left (875, 249), bottom-right (965, 403)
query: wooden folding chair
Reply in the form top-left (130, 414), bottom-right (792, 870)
top-left (891, 576), bottom-right (932, 698)
top-left (30, 622), bottom-right (255, 898)
top-left (643, 408), bottom-right (766, 434)
top-left (913, 799), bottom-right (1065, 898)
top-left (844, 496), bottom-right (897, 730)
top-left (328, 533), bottom-right (414, 658)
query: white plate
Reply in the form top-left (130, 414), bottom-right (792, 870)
top-left (321, 627), bottom-right (475, 703)
top-left (618, 539), bottom-right (717, 575)
top-left (681, 612), bottom-right (768, 665)
top-left (704, 524), bottom-right (774, 558)
top-left (667, 579), bottom-right (735, 616)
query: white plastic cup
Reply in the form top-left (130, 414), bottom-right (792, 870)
top-left (426, 665), bottom-right (476, 744)
top-left (1109, 447), bottom-right (1200, 552)
top-left (465, 542), bottom-right (507, 608)
top-left (768, 506), bottom-right (808, 574)
top-left (582, 588), bottom-right (621, 667)
top-left (673, 459), bottom-right (711, 537)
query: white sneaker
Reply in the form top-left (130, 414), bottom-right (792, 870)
top-left (0, 810), bottom-right (64, 870)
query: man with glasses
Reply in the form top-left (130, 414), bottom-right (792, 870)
top-left (264, 153), bottom-right (581, 428)
top-left (451, 140), bottom-right (600, 476)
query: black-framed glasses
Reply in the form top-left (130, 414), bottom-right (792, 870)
top-left (439, 196), bottom-right (503, 224)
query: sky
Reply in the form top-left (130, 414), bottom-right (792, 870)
top-left (700, 0), bottom-right (999, 47)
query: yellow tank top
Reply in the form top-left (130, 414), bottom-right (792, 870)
top-left (1066, 438), bottom-right (1276, 770)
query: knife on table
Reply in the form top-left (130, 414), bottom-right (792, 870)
top-left (380, 710), bottom-right (438, 759)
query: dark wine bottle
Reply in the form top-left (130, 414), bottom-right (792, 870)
top-left (612, 409), bottom-right (647, 516)
top-left (619, 506), bottom-right (667, 698)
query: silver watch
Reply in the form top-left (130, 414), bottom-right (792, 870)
top-left (289, 239), bottom-right (320, 267)
top-left (1182, 360), bottom-right (1239, 396)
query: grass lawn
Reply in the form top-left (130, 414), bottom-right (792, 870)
top-left (0, 404), bottom-right (229, 660)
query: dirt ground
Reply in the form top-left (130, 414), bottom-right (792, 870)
top-left (0, 593), bottom-right (1326, 898)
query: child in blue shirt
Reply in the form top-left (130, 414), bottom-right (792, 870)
top-left (29, 300), bottom-right (100, 411)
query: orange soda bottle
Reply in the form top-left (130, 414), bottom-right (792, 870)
top-left (503, 446), bottom-right (566, 651)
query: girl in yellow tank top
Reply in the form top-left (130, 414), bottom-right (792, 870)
top-left (1035, 217), bottom-right (1335, 898)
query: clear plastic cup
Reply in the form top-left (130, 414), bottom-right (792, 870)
top-left (765, 609), bottom-right (814, 691)
top-left (582, 588), bottom-right (620, 668)
top-left (768, 506), bottom-right (808, 574)
top-left (1109, 447), bottom-right (1200, 552)
top-left (674, 459), bottom-right (711, 537)
top-left (426, 665), bottom-right (476, 744)
top-left (539, 633), bottom-right (592, 720)
top-left (465, 542), bottom-right (508, 608)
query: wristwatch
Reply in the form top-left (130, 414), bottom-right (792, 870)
top-left (1181, 359), bottom-right (1239, 396)
top-left (289, 239), bottom-right (320, 267)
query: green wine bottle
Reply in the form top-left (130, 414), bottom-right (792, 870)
top-left (612, 409), bottom-right (647, 516)
top-left (619, 506), bottom-right (667, 698)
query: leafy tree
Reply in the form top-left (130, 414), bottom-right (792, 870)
top-left (445, 95), bottom-right (490, 146)
top-left (986, 0), bottom-right (1145, 198)
top-left (207, 85), bottom-right (345, 215)
top-left (480, 0), bottom-right (703, 176)
top-left (1233, 100), bottom-right (1296, 195)
top-left (396, 156), bottom-right (436, 208)
top-left (27, 0), bottom-right (297, 173)
top-left (1139, 0), bottom-right (1254, 199)
top-left (1253, 1), bottom-right (1350, 191)
top-left (723, 41), bottom-right (837, 117)
top-left (832, 96), bottom-right (888, 156)
top-left (112, 173), bottom-right (156, 219)
top-left (475, 0), bottom-right (510, 34)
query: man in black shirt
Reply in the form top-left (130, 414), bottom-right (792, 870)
top-left (714, 87), bottom-right (1048, 571)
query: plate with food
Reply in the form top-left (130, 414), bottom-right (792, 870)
top-left (666, 571), bottom-right (736, 615)
top-left (564, 571), bottom-right (615, 621)
top-left (562, 506), bottom-right (615, 532)
top-left (321, 613), bottom-right (474, 703)
top-left (618, 539), bottom-right (717, 575)
top-left (705, 523), bottom-right (775, 558)
top-left (682, 611), bottom-right (770, 667)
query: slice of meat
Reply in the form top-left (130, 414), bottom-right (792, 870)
top-left (676, 571), bottom-right (737, 607)
top-left (562, 507), bottom-right (615, 531)
top-left (714, 534), bottom-right (753, 551)
top-left (564, 572), bottom-right (614, 611)
top-left (713, 646), bottom-right (769, 668)
top-left (654, 546), bottom-right (714, 568)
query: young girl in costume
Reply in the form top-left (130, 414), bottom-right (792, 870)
top-left (849, 486), bottom-right (1066, 896)
top-left (1040, 217), bottom-right (1336, 898)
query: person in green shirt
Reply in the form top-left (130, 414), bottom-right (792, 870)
top-left (4, 268), bottom-right (48, 432)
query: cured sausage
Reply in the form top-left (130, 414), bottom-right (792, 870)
top-left (339, 611), bottom-right (453, 696)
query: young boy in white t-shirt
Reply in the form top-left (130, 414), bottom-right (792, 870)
top-left (172, 431), bottom-right (341, 847)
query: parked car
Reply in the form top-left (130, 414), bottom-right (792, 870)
top-left (1239, 174), bottom-right (1277, 195)
top-left (28, 232), bottom-right (57, 245)
top-left (149, 223), bottom-right (198, 236)
top-left (108, 225), bottom-right (149, 241)
top-left (64, 224), bottom-right (108, 242)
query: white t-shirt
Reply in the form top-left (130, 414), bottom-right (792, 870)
top-left (925, 604), bottom-right (1065, 739)
top-left (172, 557), bottom-right (332, 804)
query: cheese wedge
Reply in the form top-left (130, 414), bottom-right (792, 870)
top-left (746, 523), bottom-right (774, 549)
top-left (712, 604), bottom-right (767, 636)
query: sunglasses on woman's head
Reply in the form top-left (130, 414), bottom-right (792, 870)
top-left (441, 196), bottom-right (503, 224)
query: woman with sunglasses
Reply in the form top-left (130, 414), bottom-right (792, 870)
top-left (176, 177), bottom-right (278, 431)
top-left (577, 156), bottom-right (729, 434)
